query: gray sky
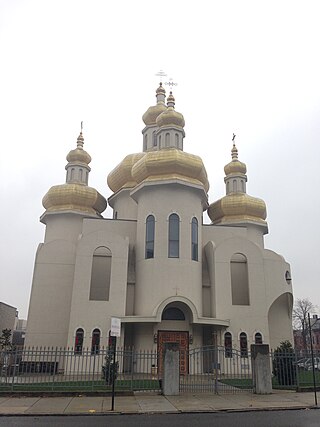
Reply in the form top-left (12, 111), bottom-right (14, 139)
top-left (1, 0), bottom-right (320, 319)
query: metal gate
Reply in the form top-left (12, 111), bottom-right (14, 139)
top-left (180, 346), bottom-right (253, 394)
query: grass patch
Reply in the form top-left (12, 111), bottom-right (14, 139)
top-left (218, 378), bottom-right (253, 389)
top-left (0, 379), bottom-right (161, 392)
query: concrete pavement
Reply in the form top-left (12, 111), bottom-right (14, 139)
top-left (0, 390), bottom-right (319, 415)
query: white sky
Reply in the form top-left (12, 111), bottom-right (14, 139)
top-left (0, 0), bottom-right (320, 319)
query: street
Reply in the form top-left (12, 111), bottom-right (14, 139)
top-left (1, 410), bottom-right (320, 427)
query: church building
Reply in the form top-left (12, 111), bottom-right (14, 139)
top-left (25, 83), bottom-right (294, 360)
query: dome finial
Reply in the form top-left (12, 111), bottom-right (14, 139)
top-left (231, 133), bottom-right (238, 160)
top-left (77, 121), bottom-right (84, 149)
top-left (167, 91), bottom-right (175, 108)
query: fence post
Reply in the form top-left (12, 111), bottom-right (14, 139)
top-left (251, 344), bottom-right (272, 394)
top-left (162, 343), bottom-right (180, 396)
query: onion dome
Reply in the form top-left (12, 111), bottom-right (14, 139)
top-left (224, 144), bottom-right (246, 175)
top-left (208, 193), bottom-right (266, 225)
top-left (107, 152), bottom-right (145, 193)
top-left (42, 130), bottom-right (107, 217)
top-left (66, 132), bottom-right (91, 165)
top-left (131, 148), bottom-right (209, 192)
top-left (43, 184), bottom-right (107, 215)
top-left (142, 83), bottom-right (167, 126)
top-left (156, 91), bottom-right (185, 129)
top-left (207, 143), bottom-right (267, 227)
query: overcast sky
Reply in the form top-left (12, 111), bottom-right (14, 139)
top-left (1, 0), bottom-right (320, 319)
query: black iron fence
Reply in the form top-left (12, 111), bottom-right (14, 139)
top-left (1, 346), bottom-right (320, 393)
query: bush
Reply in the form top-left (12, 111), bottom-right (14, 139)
top-left (273, 341), bottom-right (296, 386)
top-left (102, 352), bottom-right (119, 385)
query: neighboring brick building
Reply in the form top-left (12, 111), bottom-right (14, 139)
top-left (0, 302), bottom-right (17, 340)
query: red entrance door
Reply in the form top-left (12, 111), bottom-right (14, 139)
top-left (157, 331), bottom-right (189, 375)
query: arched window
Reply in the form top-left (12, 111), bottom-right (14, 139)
top-left (241, 180), bottom-right (245, 192)
top-left (191, 217), bottom-right (198, 261)
top-left (226, 182), bottom-right (230, 194)
top-left (153, 131), bottom-right (157, 147)
top-left (230, 253), bottom-right (249, 305)
top-left (145, 215), bottom-right (155, 259)
top-left (71, 168), bottom-right (75, 181)
top-left (144, 134), bottom-right (148, 151)
top-left (224, 332), bottom-right (232, 358)
top-left (75, 328), bottom-right (84, 354)
top-left (255, 332), bottom-right (263, 344)
top-left (79, 169), bottom-right (83, 182)
top-left (90, 247), bottom-right (112, 301)
top-left (162, 307), bottom-right (185, 320)
top-left (91, 328), bottom-right (101, 354)
top-left (240, 332), bottom-right (248, 357)
top-left (175, 133), bottom-right (179, 146)
top-left (165, 132), bottom-right (170, 147)
top-left (233, 179), bottom-right (237, 192)
top-left (168, 213), bottom-right (179, 258)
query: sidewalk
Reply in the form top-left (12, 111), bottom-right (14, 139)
top-left (0, 390), bottom-right (319, 415)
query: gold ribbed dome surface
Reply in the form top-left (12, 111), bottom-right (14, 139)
top-left (156, 107), bottom-right (185, 128)
top-left (66, 148), bottom-right (91, 165)
top-left (43, 184), bottom-right (107, 215)
top-left (66, 132), bottom-right (92, 165)
top-left (208, 193), bottom-right (267, 225)
top-left (142, 103), bottom-right (167, 126)
top-left (224, 143), bottom-right (246, 175)
top-left (142, 83), bottom-right (167, 126)
top-left (131, 148), bottom-right (209, 192)
top-left (107, 152), bottom-right (145, 193)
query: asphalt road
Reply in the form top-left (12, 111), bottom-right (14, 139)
top-left (1, 410), bottom-right (320, 427)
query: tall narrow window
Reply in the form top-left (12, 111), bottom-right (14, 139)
top-left (231, 253), bottom-right (249, 305)
top-left (240, 332), bottom-right (248, 357)
top-left (165, 132), bottom-right (170, 147)
top-left (191, 217), bottom-right (198, 261)
top-left (91, 329), bottom-right (101, 354)
top-left (168, 213), bottom-right (180, 258)
top-left (254, 332), bottom-right (263, 344)
top-left (224, 332), bottom-right (232, 358)
top-left (75, 328), bottom-right (84, 354)
top-left (90, 247), bottom-right (112, 301)
top-left (153, 131), bottom-right (157, 147)
top-left (233, 179), bottom-right (237, 192)
top-left (145, 215), bottom-right (155, 259)
top-left (144, 134), bottom-right (148, 151)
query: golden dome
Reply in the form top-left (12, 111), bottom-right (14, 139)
top-left (224, 144), bottom-right (246, 175)
top-left (107, 152), bottom-right (145, 193)
top-left (156, 92), bottom-right (185, 129)
top-left (131, 148), bottom-right (209, 192)
top-left (66, 132), bottom-right (92, 165)
top-left (43, 183), bottom-right (107, 215)
top-left (207, 193), bottom-right (267, 225)
top-left (142, 83), bottom-right (167, 126)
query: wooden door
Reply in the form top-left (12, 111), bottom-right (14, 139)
top-left (158, 331), bottom-right (189, 375)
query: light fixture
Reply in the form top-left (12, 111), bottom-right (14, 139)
top-left (153, 333), bottom-right (158, 344)
top-left (189, 335), bottom-right (193, 345)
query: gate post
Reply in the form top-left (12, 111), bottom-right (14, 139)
top-left (162, 343), bottom-right (180, 395)
top-left (251, 344), bottom-right (272, 394)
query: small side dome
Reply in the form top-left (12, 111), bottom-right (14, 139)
top-left (142, 83), bottom-right (167, 126)
top-left (224, 144), bottom-right (246, 175)
top-left (207, 193), bottom-right (267, 225)
top-left (66, 132), bottom-right (92, 165)
top-left (156, 92), bottom-right (185, 128)
top-left (42, 184), bottom-right (107, 216)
